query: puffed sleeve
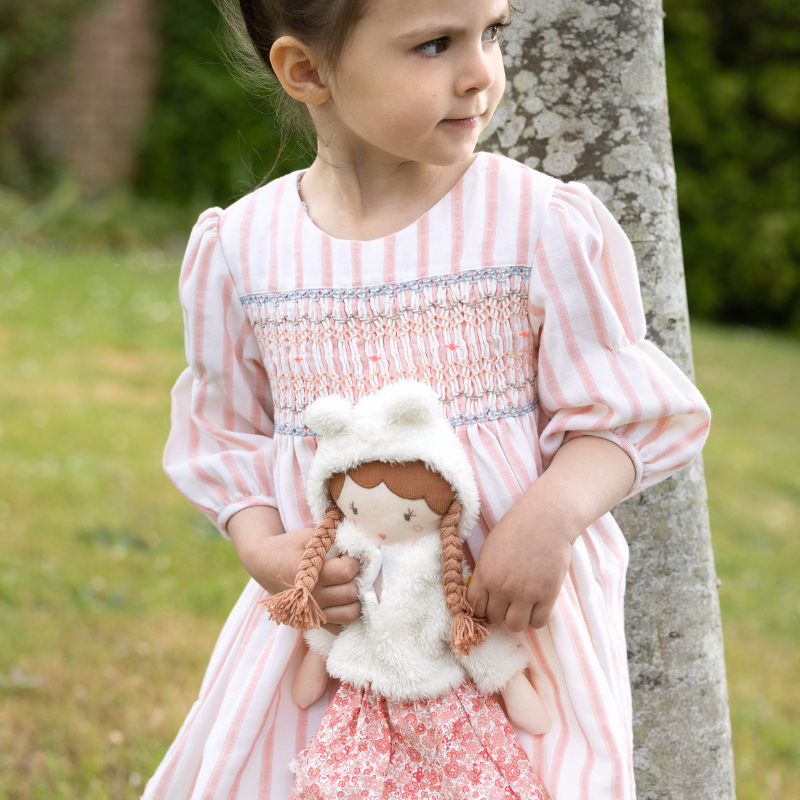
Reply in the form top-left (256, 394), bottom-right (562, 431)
top-left (529, 183), bottom-right (710, 497)
top-left (163, 209), bottom-right (278, 535)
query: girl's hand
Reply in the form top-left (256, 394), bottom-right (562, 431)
top-left (467, 435), bottom-right (636, 632)
top-left (228, 506), bottom-right (361, 632)
top-left (467, 505), bottom-right (579, 631)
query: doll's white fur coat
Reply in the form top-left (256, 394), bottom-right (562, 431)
top-left (305, 519), bottom-right (528, 702)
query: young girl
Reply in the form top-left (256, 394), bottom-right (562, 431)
top-left (145, 0), bottom-right (711, 797)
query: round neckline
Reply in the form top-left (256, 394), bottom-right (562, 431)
top-left (292, 151), bottom-right (487, 245)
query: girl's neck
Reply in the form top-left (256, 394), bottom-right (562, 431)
top-left (298, 148), bottom-right (478, 242)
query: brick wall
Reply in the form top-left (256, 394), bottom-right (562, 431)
top-left (32, 0), bottom-right (157, 195)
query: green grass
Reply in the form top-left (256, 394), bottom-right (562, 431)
top-left (0, 247), bottom-right (798, 798)
top-left (692, 322), bottom-right (800, 800)
top-left (0, 246), bottom-right (248, 799)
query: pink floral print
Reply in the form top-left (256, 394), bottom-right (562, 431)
top-left (289, 680), bottom-right (549, 800)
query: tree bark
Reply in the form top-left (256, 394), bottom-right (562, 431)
top-left (479, 1), bottom-right (736, 797)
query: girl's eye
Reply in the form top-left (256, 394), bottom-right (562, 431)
top-left (415, 37), bottom-right (448, 57)
top-left (483, 22), bottom-right (511, 44)
top-left (404, 509), bottom-right (416, 522)
top-left (349, 502), bottom-right (358, 515)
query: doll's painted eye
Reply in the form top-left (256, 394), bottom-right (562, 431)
top-left (404, 509), bottom-right (416, 522)
top-left (349, 502), bottom-right (358, 515)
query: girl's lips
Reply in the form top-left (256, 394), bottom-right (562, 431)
top-left (379, 534), bottom-right (387, 540)
top-left (440, 116), bottom-right (480, 129)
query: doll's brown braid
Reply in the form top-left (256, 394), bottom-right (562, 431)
top-left (263, 503), bottom-right (344, 630)
top-left (439, 498), bottom-right (490, 656)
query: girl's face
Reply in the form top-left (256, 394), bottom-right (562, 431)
top-left (317, 0), bottom-right (509, 167)
top-left (336, 476), bottom-right (444, 546)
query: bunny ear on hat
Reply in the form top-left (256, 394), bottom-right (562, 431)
top-left (379, 381), bottom-right (440, 427)
top-left (303, 381), bottom-right (479, 538)
top-left (303, 394), bottom-right (353, 438)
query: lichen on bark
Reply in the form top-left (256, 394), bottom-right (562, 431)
top-left (479, 1), bottom-right (736, 796)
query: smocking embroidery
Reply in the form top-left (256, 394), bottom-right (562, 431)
top-left (275, 398), bottom-right (539, 437)
top-left (240, 265), bottom-right (531, 306)
top-left (242, 267), bottom-right (538, 433)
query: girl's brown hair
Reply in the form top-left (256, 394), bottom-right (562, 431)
top-left (264, 460), bottom-right (490, 656)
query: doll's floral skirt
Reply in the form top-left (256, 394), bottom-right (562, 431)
top-left (288, 679), bottom-right (549, 800)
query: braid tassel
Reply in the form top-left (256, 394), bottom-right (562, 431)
top-left (450, 586), bottom-right (491, 656)
top-left (263, 580), bottom-right (328, 631)
top-left (262, 503), bottom-right (343, 631)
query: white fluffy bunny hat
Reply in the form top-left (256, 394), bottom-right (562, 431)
top-left (264, 381), bottom-right (489, 656)
top-left (303, 380), bottom-right (479, 538)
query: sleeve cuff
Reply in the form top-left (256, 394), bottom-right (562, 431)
top-left (217, 495), bottom-right (279, 537)
top-left (562, 429), bottom-right (644, 498)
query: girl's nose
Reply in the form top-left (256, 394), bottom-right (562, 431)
top-left (455, 45), bottom-right (496, 96)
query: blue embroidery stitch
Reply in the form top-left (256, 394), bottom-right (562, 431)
top-left (274, 398), bottom-right (539, 437)
top-left (240, 264), bottom-right (531, 306)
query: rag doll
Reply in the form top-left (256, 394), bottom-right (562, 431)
top-left (267, 381), bottom-right (551, 800)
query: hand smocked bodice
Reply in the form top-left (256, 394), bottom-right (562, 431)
top-left (241, 267), bottom-right (537, 436)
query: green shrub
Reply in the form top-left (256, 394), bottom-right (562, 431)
top-left (664, 0), bottom-right (800, 331)
top-left (0, 181), bottom-right (195, 251)
top-left (133, 0), bottom-right (308, 209)
top-left (0, 0), bottom-right (100, 192)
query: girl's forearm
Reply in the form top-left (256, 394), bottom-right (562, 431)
top-left (228, 505), bottom-right (285, 552)
top-left (228, 506), bottom-right (288, 593)
top-left (522, 435), bottom-right (636, 540)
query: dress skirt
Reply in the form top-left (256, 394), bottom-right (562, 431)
top-left (288, 680), bottom-right (549, 800)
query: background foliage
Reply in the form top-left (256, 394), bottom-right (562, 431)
top-left (0, 0), bottom-right (99, 192)
top-left (663, 0), bottom-right (800, 331)
top-left (133, 0), bottom-right (306, 208)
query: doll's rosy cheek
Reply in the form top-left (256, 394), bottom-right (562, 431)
top-left (413, 524), bottom-right (423, 533)
top-left (348, 517), bottom-right (356, 525)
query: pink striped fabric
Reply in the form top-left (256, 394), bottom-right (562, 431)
top-left (150, 152), bottom-right (709, 800)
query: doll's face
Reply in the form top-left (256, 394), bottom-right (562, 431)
top-left (336, 476), bottom-right (443, 546)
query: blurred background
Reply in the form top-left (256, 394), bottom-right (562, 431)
top-left (0, 0), bottom-right (798, 797)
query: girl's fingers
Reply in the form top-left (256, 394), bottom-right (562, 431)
top-left (322, 622), bottom-right (343, 635)
top-left (485, 595), bottom-right (510, 626)
top-left (322, 601), bottom-right (361, 626)
top-left (504, 604), bottom-right (533, 634)
top-left (314, 580), bottom-right (359, 609)
top-left (529, 597), bottom-right (557, 630)
top-left (469, 583), bottom-right (489, 620)
top-left (318, 555), bottom-right (360, 587)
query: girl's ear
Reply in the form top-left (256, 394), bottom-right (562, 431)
top-left (269, 35), bottom-right (330, 105)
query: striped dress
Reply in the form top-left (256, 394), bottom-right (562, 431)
top-left (145, 151), bottom-right (710, 800)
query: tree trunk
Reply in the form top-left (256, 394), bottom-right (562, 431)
top-left (479, 1), bottom-right (736, 797)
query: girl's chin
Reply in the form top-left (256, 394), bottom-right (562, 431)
top-left (417, 137), bottom-right (481, 167)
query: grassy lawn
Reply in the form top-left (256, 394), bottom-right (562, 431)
top-left (0, 246), bottom-right (798, 798)
top-left (692, 322), bottom-right (800, 800)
